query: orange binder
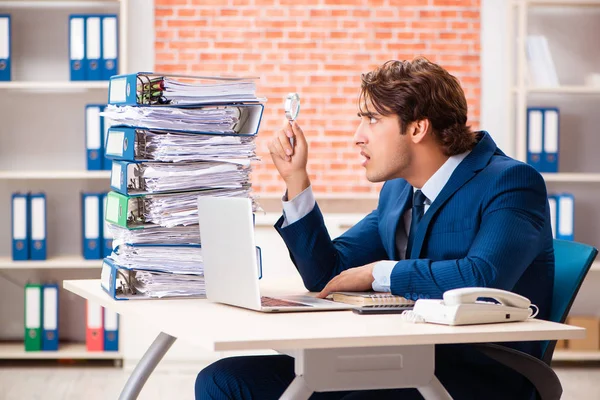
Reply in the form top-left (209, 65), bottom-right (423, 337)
top-left (86, 301), bottom-right (104, 351)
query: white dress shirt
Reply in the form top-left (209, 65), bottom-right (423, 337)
top-left (281, 150), bottom-right (470, 292)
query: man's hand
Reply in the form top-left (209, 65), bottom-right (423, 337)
top-left (268, 120), bottom-right (310, 199)
top-left (316, 263), bottom-right (376, 298)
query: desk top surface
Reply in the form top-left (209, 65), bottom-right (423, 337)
top-left (64, 279), bottom-right (585, 352)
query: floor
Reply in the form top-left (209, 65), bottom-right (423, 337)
top-left (0, 365), bottom-right (598, 399)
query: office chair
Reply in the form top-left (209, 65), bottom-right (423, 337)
top-left (472, 239), bottom-right (598, 400)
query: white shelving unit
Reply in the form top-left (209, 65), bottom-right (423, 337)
top-left (0, 0), bottom-right (134, 362)
top-left (510, 0), bottom-right (600, 361)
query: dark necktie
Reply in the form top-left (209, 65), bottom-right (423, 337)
top-left (405, 189), bottom-right (427, 259)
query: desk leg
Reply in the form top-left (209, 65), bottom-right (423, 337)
top-left (278, 345), bottom-right (453, 400)
top-left (279, 376), bottom-right (313, 400)
top-left (417, 376), bottom-right (453, 400)
top-left (118, 332), bottom-right (177, 400)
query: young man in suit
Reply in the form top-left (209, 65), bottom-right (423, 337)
top-left (195, 57), bottom-right (554, 399)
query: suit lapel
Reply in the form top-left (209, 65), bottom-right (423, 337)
top-left (409, 132), bottom-right (499, 259)
top-left (387, 183), bottom-right (412, 260)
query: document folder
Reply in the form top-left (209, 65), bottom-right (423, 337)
top-left (100, 257), bottom-right (205, 300)
top-left (102, 105), bottom-right (115, 170)
top-left (82, 193), bottom-right (102, 259)
top-left (101, 15), bottom-right (118, 80)
top-left (526, 108), bottom-right (543, 172)
top-left (0, 15), bottom-right (10, 81)
top-left (85, 15), bottom-right (102, 80)
top-left (69, 15), bottom-right (86, 81)
top-left (103, 103), bottom-right (264, 136)
top-left (24, 283), bottom-right (42, 351)
top-left (103, 309), bottom-right (119, 351)
top-left (29, 193), bottom-right (47, 260)
top-left (86, 104), bottom-right (103, 170)
top-left (557, 193), bottom-right (574, 241)
top-left (42, 283), bottom-right (59, 351)
top-left (12, 193), bottom-right (30, 261)
top-left (86, 300), bottom-right (103, 351)
top-left (104, 126), bottom-right (259, 162)
top-left (542, 108), bottom-right (559, 173)
top-left (108, 72), bottom-right (260, 106)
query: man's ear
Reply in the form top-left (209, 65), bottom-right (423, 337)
top-left (409, 119), bottom-right (431, 144)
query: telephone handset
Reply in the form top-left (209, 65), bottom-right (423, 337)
top-left (403, 287), bottom-right (538, 326)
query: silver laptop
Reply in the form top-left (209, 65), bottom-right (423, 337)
top-left (197, 196), bottom-right (353, 312)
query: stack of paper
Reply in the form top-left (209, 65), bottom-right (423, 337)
top-left (100, 72), bottom-right (264, 300)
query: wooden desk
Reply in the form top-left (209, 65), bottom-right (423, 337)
top-left (64, 279), bottom-right (585, 400)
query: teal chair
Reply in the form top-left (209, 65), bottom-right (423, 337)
top-left (473, 239), bottom-right (598, 400)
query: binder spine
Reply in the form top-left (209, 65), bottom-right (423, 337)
top-left (108, 73), bottom-right (140, 105)
top-left (557, 193), bottom-right (575, 241)
top-left (12, 193), bottom-right (30, 261)
top-left (105, 191), bottom-right (130, 228)
top-left (101, 105), bottom-right (113, 170)
top-left (110, 160), bottom-right (131, 195)
top-left (86, 104), bottom-right (103, 171)
top-left (542, 107), bottom-right (559, 173)
top-left (29, 193), bottom-right (47, 260)
top-left (101, 15), bottom-right (118, 80)
top-left (105, 127), bottom-right (137, 161)
top-left (85, 15), bottom-right (102, 81)
top-left (103, 310), bottom-right (119, 351)
top-left (24, 283), bottom-right (42, 351)
top-left (42, 284), bottom-right (59, 351)
top-left (86, 301), bottom-right (104, 351)
top-left (0, 15), bottom-right (10, 81)
top-left (82, 193), bottom-right (102, 259)
top-left (69, 15), bottom-right (87, 81)
top-left (526, 108), bottom-right (543, 172)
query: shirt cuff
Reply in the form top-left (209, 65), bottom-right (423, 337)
top-left (281, 185), bottom-right (316, 228)
top-left (371, 261), bottom-right (397, 292)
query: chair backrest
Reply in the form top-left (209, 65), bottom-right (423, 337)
top-left (541, 239), bottom-right (598, 364)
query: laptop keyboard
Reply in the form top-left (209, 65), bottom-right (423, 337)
top-left (261, 296), bottom-right (311, 307)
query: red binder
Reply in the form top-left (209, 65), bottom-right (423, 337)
top-left (86, 301), bottom-right (104, 351)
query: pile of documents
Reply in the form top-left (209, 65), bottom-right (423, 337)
top-left (100, 73), bottom-right (264, 300)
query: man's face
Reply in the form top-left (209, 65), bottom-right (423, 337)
top-left (354, 101), bottom-right (412, 182)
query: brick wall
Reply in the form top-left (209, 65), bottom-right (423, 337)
top-left (155, 0), bottom-right (481, 196)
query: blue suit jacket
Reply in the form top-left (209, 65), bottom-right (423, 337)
top-left (276, 132), bottom-right (554, 362)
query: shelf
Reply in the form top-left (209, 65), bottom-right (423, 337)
top-left (513, 86), bottom-right (600, 94)
top-left (0, 1), bottom-right (120, 9)
top-left (0, 170), bottom-right (110, 179)
top-left (553, 350), bottom-right (600, 361)
top-left (541, 173), bottom-right (600, 183)
top-left (0, 81), bottom-right (109, 91)
top-left (0, 342), bottom-right (121, 360)
top-left (0, 256), bottom-right (103, 269)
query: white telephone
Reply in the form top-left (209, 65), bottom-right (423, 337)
top-left (403, 288), bottom-right (538, 326)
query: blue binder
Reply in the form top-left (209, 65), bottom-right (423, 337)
top-left (526, 108), bottom-right (544, 172)
top-left (82, 193), bottom-right (102, 259)
top-left (85, 15), bottom-right (102, 80)
top-left (12, 193), bottom-right (30, 261)
top-left (556, 193), bottom-right (574, 241)
top-left (103, 309), bottom-right (119, 351)
top-left (29, 193), bottom-right (47, 260)
top-left (86, 104), bottom-right (103, 170)
top-left (102, 193), bottom-right (113, 258)
top-left (101, 15), bottom-right (118, 80)
top-left (109, 160), bottom-right (134, 195)
top-left (0, 15), bottom-right (11, 81)
top-left (69, 15), bottom-right (87, 81)
top-left (542, 108), bottom-right (559, 173)
top-left (42, 284), bottom-right (59, 351)
top-left (105, 127), bottom-right (137, 161)
top-left (101, 106), bottom-right (113, 170)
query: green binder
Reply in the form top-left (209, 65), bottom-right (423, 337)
top-left (24, 283), bottom-right (42, 351)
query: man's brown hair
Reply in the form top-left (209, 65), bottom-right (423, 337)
top-left (359, 57), bottom-right (477, 156)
